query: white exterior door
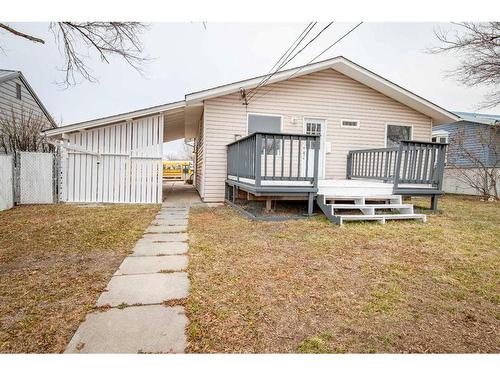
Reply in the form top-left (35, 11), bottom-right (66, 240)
top-left (304, 118), bottom-right (326, 179)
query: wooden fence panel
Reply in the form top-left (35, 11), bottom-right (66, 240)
top-left (61, 114), bottom-right (163, 204)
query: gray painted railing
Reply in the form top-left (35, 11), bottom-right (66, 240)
top-left (347, 140), bottom-right (448, 193)
top-left (227, 132), bottom-right (320, 190)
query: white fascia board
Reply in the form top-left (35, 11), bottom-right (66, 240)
top-left (333, 59), bottom-right (459, 125)
top-left (44, 100), bottom-right (185, 136)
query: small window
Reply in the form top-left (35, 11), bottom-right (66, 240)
top-left (305, 120), bottom-right (323, 136)
top-left (432, 134), bottom-right (448, 144)
top-left (248, 114), bottom-right (282, 155)
top-left (16, 83), bottom-right (21, 100)
top-left (386, 124), bottom-right (412, 147)
top-left (341, 119), bottom-right (360, 128)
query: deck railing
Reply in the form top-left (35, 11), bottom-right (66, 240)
top-left (346, 140), bottom-right (447, 194)
top-left (227, 132), bottom-right (320, 190)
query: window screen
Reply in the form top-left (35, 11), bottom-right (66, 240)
top-left (248, 114), bottom-right (281, 134)
top-left (386, 124), bottom-right (412, 147)
top-left (248, 114), bottom-right (282, 155)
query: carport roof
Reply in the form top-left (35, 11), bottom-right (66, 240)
top-left (43, 100), bottom-right (186, 137)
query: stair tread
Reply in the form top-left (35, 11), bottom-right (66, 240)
top-left (339, 213), bottom-right (426, 220)
top-left (322, 195), bottom-right (400, 199)
top-left (329, 204), bottom-right (411, 209)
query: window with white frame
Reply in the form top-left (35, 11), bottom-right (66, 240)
top-left (247, 113), bottom-right (282, 154)
top-left (305, 120), bottom-right (323, 136)
top-left (431, 132), bottom-right (448, 144)
top-left (341, 119), bottom-right (360, 128)
top-left (386, 124), bottom-right (412, 147)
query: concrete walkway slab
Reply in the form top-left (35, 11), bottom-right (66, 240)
top-left (145, 225), bottom-right (187, 233)
top-left (65, 305), bottom-right (187, 353)
top-left (96, 272), bottom-right (189, 307)
top-left (141, 233), bottom-right (188, 242)
top-left (115, 255), bottom-right (188, 275)
top-left (151, 218), bottom-right (188, 226)
top-left (156, 213), bottom-right (188, 220)
top-left (131, 241), bottom-right (188, 256)
top-left (158, 207), bottom-right (189, 215)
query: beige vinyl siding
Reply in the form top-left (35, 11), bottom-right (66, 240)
top-left (194, 111), bottom-right (205, 198)
top-left (203, 68), bottom-right (432, 202)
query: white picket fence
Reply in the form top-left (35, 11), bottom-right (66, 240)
top-left (60, 115), bottom-right (164, 204)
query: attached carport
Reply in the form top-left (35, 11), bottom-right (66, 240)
top-left (44, 101), bottom-right (203, 204)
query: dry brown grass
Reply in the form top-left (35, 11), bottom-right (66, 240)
top-left (187, 195), bottom-right (500, 353)
top-left (0, 203), bottom-right (159, 353)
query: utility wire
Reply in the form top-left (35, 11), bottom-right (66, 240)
top-left (265, 22), bottom-right (315, 79)
top-left (247, 22), bottom-right (334, 103)
top-left (249, 22), bottom-right (363, 103)
top-left (246, 22), bottom-right (316, 100)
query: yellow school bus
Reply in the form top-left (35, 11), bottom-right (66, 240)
top-left (162, 161), bottom-right (193, 180)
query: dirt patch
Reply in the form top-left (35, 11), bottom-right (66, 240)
top-left (0, 203), bottom-right (159, 353)
top-left (186, 195), bottom-right (499, 353)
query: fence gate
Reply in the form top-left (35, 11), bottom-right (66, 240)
top-left (17, 152), bottom-right (56, 204)
top-left (60, 115), bottom-right (164, 204)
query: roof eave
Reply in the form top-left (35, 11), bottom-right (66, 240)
top-left (44, 100), bottom-right (186, 137)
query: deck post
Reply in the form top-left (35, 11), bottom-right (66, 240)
top-left (313, 135), bottom-right (320, 188)
top-left (307, 192), bottom-right (314, 216)
top-left (393, 144), bottom-right (403, 193)
top-left (254, 133), bottom-right (261, 188)
top-left (346, 152), bottom-right (352, 179)
top-left (265, 198), bottom-right (272, 212)
top-left (431, 195), bottom-right (439, 212)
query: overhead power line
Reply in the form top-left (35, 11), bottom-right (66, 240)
top-left (247, 22), bottom-right (334, 103)
top-left (245, 22), bottom-right (316, 101)
top-left (249, 22), bottom-right (363, 103)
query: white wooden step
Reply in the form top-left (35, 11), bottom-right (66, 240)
top-left (329, 204), bottom-right (412, 209)
top-left (329, 203), bottom-right (413, 215)
top-left (323, 195), bottom-right (402, 205)
top-left (337, 213), bottom-right (426, 224)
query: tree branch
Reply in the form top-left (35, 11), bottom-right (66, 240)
top-left (0, 23), bottom-right (45, 44)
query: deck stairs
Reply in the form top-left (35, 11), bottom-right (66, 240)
top-left (316, 194), bottom-right (426, 225)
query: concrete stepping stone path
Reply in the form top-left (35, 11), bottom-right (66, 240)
top-left (65, 202), bottom-right (192, 353)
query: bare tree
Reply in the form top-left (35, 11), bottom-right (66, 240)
top-left (0, 107), bottom-right (54, 155)
top-left (0, 22), bottom-right (149, 87)
top-left (429, 22), bottom-right (500, 109)
top-left (448, 124), bottom-right (499, 200)
top-left (177, 142), bottom-right (194, 161)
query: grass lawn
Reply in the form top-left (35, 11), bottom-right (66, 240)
top-left (0, 204), bottom-right (159, 353)
top-left (187, 195), bottom-right (499, 353)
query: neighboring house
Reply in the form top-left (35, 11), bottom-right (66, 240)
top-left (44, 56), bottom-right (457, 223)
top-left (0, 69), bottom-right (56, 152)
top-left (433, 112), bottom-right (499, 197)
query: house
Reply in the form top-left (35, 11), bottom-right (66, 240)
top-left (44, 56), bottom-right (457, 224)
top-left (433, 112), bottom-right (499, 197)
top-left (0, 69), bottom-right (56, 154)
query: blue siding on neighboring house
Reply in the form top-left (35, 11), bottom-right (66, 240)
top-left (434, 121), bottom-right (498, 167)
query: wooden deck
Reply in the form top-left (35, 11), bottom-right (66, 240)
top-left (226, 132), bottom-right (447, 224)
